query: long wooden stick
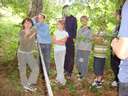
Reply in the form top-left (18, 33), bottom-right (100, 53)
top-left (38, 43), bottom-right (54, 96)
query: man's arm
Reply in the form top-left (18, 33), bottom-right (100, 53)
top-left (111, 37), bottom-right (128, 59)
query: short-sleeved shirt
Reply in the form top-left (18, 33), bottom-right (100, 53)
top-left (93, 32), bottom-right (108, 58)
top-left (54, 30), bottom-right (69, 52)
top-left (93, 44), bottom-right (108, 58)
top-left (118, 0), bottom-right (128, 83)
top-left (18, 28), bottom-right (36, 52)
top-left (76, 26), bottom-right (92, 51)
top-left (32, 18), bottom-right (51, 44)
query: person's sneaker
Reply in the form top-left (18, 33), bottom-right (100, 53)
top-left (94, 78), bottom-right (104, 83)
top-left (24, 89), bottom-right (29, 92)
top-left (66, 74), bottom-right (72, 80)
top-left (55, 80), bottom-right (66, 86)
top-left (24, 84), bottom-right (37, 92)
top-left (64, 71), bottom-right (69, 75)
top-left (77, 76), bottom-right (84, 81)
top-left (111, 81), bottom-right (118, 87)
top-left (76, 74), bottom-right (81, 78)
top-left (60, 81), bottom-right (66, 86)
top-left (91, 80), bottom-right (102, 88)
top-left (78, 77), bottom-right (82, 81)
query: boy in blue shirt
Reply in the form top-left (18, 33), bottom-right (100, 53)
top-left (32, 14), bottom-right (51, 74)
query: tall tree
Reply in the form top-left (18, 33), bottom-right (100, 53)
top-left (28, 0), bottom-right (43, 17)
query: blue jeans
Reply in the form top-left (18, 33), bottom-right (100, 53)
top-left (39, 44), bottom-right (51, 74)
top-left (119, 83), bottom-right (128, 96)
top-left (118, 60), bottom-right (128, 83)
top-left (118, 60), bottom-right (128, 96)
top-left (76, 49), bottom-right (90, 77)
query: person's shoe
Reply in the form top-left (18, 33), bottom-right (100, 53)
top-left (65, 73), bottom-right (72, 80)
top-left (67, 75), bottom-right (72, 80)
top-left (91, 80), bottom-right (102, 88)
top-left (60, 81), bottom-right (66, 86)
top-left (78, 77), bottom-right (82, 81)
top-left (55, 80), bottom-right (66, 86)
top-left (24, 89), bottom-right (29, 92)
top-left (77, 76), bottom-right (84, 81)
top-left (111, 81), bottom-right (118, 87)
top-left (24, 84), bottom-right (37, 92)
top-left (64, 71), bottom-right (68, 75)
top-left (94, 78), bottom-right (104, 83)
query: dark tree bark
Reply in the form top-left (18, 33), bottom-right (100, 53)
top-left (28, 0), bottom-right (43, 17)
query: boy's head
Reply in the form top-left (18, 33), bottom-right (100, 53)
top-left (115, 9), bottom-right (121, 22)
top-left (37, 13), bottom-right (46, 22)
top-left (57, 19), bottom-right (65, 30)
top-left (113, 9), bottom-right (121, 23)
top-left (80, 16), bottom-right (88, 26)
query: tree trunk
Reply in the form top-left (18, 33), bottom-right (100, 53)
top-left (28, 0), bottom-right (43, 17)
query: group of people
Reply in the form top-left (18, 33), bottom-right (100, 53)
top-left (17, 5), bottom-right (77, 92)
top-left (17, 0), bottom-right (128, 96)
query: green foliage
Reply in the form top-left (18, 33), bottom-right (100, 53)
top-left (0, 0), bottom-right (29, 17)
top-left (0, 17), bottom-right (20, 62)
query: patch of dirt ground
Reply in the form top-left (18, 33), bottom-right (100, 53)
top-left (0, 60), bottom-right (118, 96)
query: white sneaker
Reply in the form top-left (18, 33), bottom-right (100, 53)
top-left (94, 78), bottom-right (104, 83)
top-left (111, 81), bottom-right (118, 87)
top-left (77, 76), bottom-right (84, 81)
top-left (91, 80), bottom-right (102, 88)
top-left (24, 85), bottom-right (37, 92)
top-left (55, 80), bottom-right (66, 86)
top-left (60, 82), bottom-right (66, 86)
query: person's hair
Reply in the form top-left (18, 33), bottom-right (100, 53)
top-left (39, 13), bottom-right (46, 19)
top-left (80, 16), bottom-right (88, 21)
top-left (115, 9), bottom-right (122, 31)
top-left (116, 9), bottom-right (121, 16)
top-left (57, 19), bottom-right (65, 28)
top-left (63, 5), bottom-right (69, 9)
top-left (22, 18), bottom-right (33, 29)
top-left (119, 0), bottom-right (126, 11)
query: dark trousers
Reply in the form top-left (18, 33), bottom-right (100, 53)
top-left (111, 52), bottom-right (120, 82)
top-left (64, 42), bottom-right (75, 76)
top-left (93, 57), bottom-right (106, 76)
